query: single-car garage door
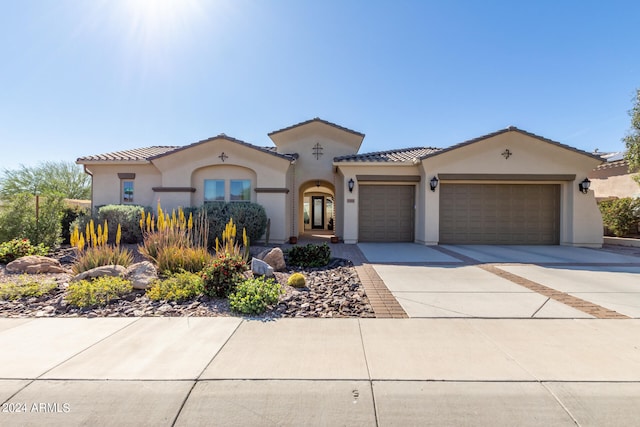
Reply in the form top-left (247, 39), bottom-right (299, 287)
top-left (439, 184), bottom-right (560, 245)
top-left (359, 185), bottom-right (414, 242)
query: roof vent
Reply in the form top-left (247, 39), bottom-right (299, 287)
top-left (507, 126), bottom-right (517, 131)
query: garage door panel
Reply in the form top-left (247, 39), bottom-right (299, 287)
top-left (439, 184), bottom-right (560, 245)
top-left (359, 185), bottom-right (414, 242)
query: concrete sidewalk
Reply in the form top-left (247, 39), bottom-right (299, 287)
top-left (1, 317), bottom-right (640, 426)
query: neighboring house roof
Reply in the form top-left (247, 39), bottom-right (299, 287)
top-left (334, 147), bottom-right (439, 163)
top-left (594, 151), bottom-right (636, 171)
top-left (77, 146), bottom-right (180, 163)
top-left (268, 117), bottom-right (365, 138)
top-left (77, 135), bottom-right (297, 164)
top-left (419, 126), bottom-right (605, 162)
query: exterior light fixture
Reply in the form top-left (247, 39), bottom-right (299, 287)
top-left (348, 178), bottom-right (355, 193)
top-left (316, 180), bottom-right (320, 187)
top-left (430, 176), bottom-right (439, 192)
top-left (578, 178), bottom-right (591, 194)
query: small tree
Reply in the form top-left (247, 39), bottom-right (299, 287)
top-left (623, 88), bottom-right (640, 185)
top-left (0, 161), bottom-right (90, 200)
top-left (599, 198), bottom-right (640, 237)
top-left (0, 192), bottom-right (65, 247)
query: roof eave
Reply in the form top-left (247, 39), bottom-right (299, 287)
top-left (333, 160), bottom-right (419, 166)
top-left (76, 159), bottom-right (151, 165)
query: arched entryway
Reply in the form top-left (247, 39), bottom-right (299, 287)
top-left (298, 179), bottom-right (335, 237)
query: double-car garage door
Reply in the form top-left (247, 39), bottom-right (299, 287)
top-left (359, 185), bottom-right (414, 242)
top-left (358, 183), bottom-right (560, 244)
top-left (439, 183), bottom-right (560, 245)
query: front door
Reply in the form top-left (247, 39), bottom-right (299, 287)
top-left (312, 196), bottom-right (324, 229)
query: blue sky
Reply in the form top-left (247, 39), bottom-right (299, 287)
top-left (1, 0), bottom-right (638, 171)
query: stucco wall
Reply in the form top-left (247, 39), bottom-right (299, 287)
top-left (334, 164), bottom-right (422, 244)
top-left (589, 164), bottom-right (640, 199)
top-left (88, 164), bottom-right (162, 209)
top-left (420, 131), bottom-right (603, 247)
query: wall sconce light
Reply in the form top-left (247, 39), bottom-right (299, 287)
top-left (578, 178), bottom-right (591, 194)
top-left (316, 180), bottom-right (320, 187)
top-left (348, 178), bottom-right (355, 193)
top-left (430, 176), bottom-right (439, 192)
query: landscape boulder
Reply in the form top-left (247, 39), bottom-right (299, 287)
top-left (125, 261), bottom-right (158, 290)
top-left (71, 265), bottom-right (126, 282)
top-left (6, 256), bottom-right (66, 274)
top-left (251, 258), bottom-right (274, 277)
top-left (263, 247), bottom-right (286, 271)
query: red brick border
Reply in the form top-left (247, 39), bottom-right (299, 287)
top-left (479, 265), bottom-right (629, 319)
top-left (355, 264), bottom-right (408, 318)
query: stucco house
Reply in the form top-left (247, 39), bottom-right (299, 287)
top-left (77, 118), bottom-right (605, 247)
top-left (588, 151), bottom-right (640, 201)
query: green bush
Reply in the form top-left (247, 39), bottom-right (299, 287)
top-left (199, 202), bottom-right (267, 247)
top-left (287, 272), bottom-right (306, 288)
top-left (599, 198), bottom-right (640, 237)
top-left (286, 243), bottom-right (331, 267)
top-left (0, 192), bottom-right (65, 248)
top-left (146, 270), bottom-right (204, 302)
top-left (100, 205), bottom-right (154, 243)
top-left (61, 205), bottom-right (88, 244)
top-left (0, 238), bottom-right (49, 264)
top-left (229, 277), bottom-right (283, 315)
top-left (0, 276), bottom-right (57, 300)
top-left (66, 276), bottom-right (133, 308)
top-left (200, 255), bottom-right (247, 297)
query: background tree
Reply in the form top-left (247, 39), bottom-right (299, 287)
top-left (623, 88), bottom-right (640, 185)
top-left (0, 161), bottom-right (90, 200)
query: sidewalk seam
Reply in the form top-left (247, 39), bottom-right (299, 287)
top-left (540, 382), bottom-right (581, 426)
top-left (357, 319), bottom-right (379, 427)
top-left (171, 319), bottom-right (245, 426)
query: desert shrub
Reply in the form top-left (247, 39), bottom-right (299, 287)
top-left (147, 270), bottom-right (204, 302)
top-left (138, 204), bottom-right (210, 273)
top-left (287, 272), bottom-right (306, 288)
top-left (0, 276), bottom-right (57, 300)
top-left (599, 198), bottom-right (640, 237)
top-left (286, 243), bottom-right (331, 267)
top-left (214, 218), bottom-right (249, 261)
top-left (0, 238), bottom-right (49, 264)
top-left (70, 219), bottom-right (133, 274)
top-left (155, 246), bottom-right (212, 274)
top-left (66, 276), bottom-right (133, 308)
top-left (72, 245), bottom-right (134, 274)
top-left (61, 205), bottom-right (88, 244)
top-left (201, 255), bottom-right (247, 297)
top-left (99, 205), bottom-right (151, 243)
top-left (0, 192), bottom-right (65, 248)
top-left (199, 202), bottom-right (267, 246)
top-left (229, 276), bottom-right (283, 315)
top-left (226, 202), bottom-right (268, 243)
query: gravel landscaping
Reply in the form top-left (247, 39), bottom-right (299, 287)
top-left (0, 247), bottom-right (375, 319)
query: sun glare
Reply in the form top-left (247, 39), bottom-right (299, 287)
top-left (117, 0), bottom-right (206, 58)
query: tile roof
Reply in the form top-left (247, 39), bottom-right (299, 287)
top-left (77, 135), bottom-right (297, 163)
top-left (147, 134), bottom-right (297, 162)
top-left (334, 147), bottom-right (440, 163)
top-left (419, 126), bottom-right (605, 162)
top-left (77, 146), bottom-right (179, 162)
top-left (268, 117), bottom-right (365, 137)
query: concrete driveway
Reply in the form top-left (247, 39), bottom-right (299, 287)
top-left (357, 243), bottom-right (640, 318)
